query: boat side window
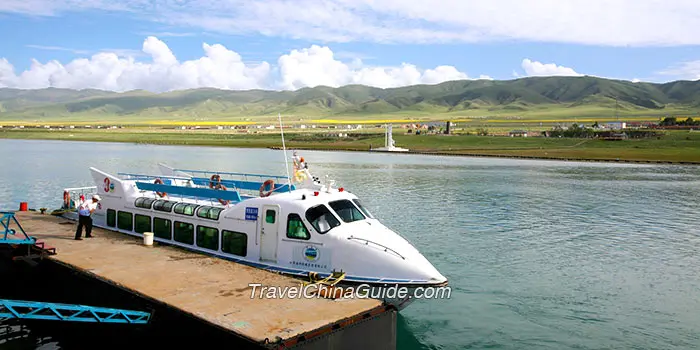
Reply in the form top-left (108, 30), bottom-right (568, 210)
top-left (265, 210), bottom-right (276, 224)
top-left (134, 214), bottom-right (151, 234)
top-left (196, 206), bottom-right (222, 220)
top-left (328, 200), bottom-right (365, 223)
top-left (153, 200), bottom-right (171, 212)
top-left (286, 214), bottom-right (310, 240)
top-left (174, 221), bottom-right (194, 245)
top-left (196, 225), bottom-right (219, 251)
top-left (222, 230), bottom-right (247, 257)
top-left (305, 205), bottom-right (340, 234)
top-left (352, 199), bottom-right (374, 219)
top-left (134, 197), bottom-right (155, 209)
top-left (106, 209), bottom-right (116, 227)
top-left (197, 206), bottom-right (210, 219)
top-left (164, 201), bottom-right (175, 211)
top-left (208, 207), bottom-right (222, 220)
top-left (153, 217), bottom-right (172, 240)
top-left (174, 203), bottom-right (198, 216)
top-left (117, 211), bottom-right (133, 231)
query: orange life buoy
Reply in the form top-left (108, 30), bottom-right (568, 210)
top-left (209, 174), bottom-right (221, 188)
top-left (259, 179), bottom-right (275, 197)
top-left (63, 191), bottom-right (71, 208)
top-left (154, 178), bottom-right (167, 197)
top-left (214, 183), bottom-right (230, 205)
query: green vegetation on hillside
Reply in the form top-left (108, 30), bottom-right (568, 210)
top-left (2, 128), bottom-right (699, 163)
top-left (1, 76), bottom-right (700, 124)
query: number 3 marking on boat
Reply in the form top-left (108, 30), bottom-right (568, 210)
top-left (104, 177), bottom-right (110, 192)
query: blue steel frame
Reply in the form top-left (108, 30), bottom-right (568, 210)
top-left (134, 182), bottom-right (245, 203)
top-left (0, 212), bottom-right (36, 245)
top-left (120, 170), bottom-right (296, 204)
top-left (189, 177), bottom-right (294, 192)
top-left (0, 299), bottom-right (151, 324)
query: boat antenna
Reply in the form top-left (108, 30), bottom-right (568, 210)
top-left (278, 112), bottom-right (292, 192)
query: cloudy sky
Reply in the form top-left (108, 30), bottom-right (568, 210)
top-left (1, 0), bottom-right (699, 92)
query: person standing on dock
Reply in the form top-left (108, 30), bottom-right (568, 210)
top-left (75, 195), bottom-right (101, 240)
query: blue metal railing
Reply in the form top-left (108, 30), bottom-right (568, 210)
top-left (121, 169), bottom-right (295, 205)
top-left (172, 168), bottom-right (290, 181)
top-left (0, 299), bottom-right (151, 324)
top-left (0, 212), bottom-right (36, 245)
top-left (118, 173), bottom-right (191, 182)
top-left (190, 177), bottom-right (294, 192)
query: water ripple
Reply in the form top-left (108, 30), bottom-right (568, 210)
top-left (2, 140), bottom-right (700, 350)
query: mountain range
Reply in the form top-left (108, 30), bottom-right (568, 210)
top-left (1, 76), bottom-right (699, 123)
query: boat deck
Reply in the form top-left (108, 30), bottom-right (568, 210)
top-left (11, 211), bottom-right (385, 345)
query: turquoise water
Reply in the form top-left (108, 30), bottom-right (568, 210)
top-left (1, 139), bottom-right (700, 349)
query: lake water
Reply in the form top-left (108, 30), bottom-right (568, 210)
top-left (1, 139), bottom-right (700, 349)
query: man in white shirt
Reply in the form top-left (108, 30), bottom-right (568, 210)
top-left (75, 195), bottom-right (101, 240)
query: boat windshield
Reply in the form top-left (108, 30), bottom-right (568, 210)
top-left (328, 200), bottom-right (365, 223)
top-left (351, 199), bottom-right (374, 219)
top-left (305, 205), bottom-right (341, 234)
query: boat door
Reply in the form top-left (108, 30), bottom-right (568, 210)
top-left (259, 204), bottom-right (280, 262)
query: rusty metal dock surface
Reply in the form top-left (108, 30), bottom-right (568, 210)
top-left (11, 211), bottom-right (384, 345)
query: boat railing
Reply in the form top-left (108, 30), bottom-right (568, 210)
top-left (171, 168), bottom-right (291, 183)
top-left (118, 173), bottom-right (193, 182)
top-left (119, 171), bottom-right (294, 206)
top-left (347, 236), bottom-right (406, 260)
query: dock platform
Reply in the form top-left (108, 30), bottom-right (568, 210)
top-left (7, 211), bottom-right (395, 349)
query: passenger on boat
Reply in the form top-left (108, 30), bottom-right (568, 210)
top-left (74, 195), bottom-right (101, 240)
top-left (292, 151), bottom-right (301, 169)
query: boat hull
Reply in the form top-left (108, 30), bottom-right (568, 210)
top-left (59, 211), bottom-right (445, 311)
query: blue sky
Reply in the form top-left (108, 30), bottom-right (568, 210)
top-left (1, 0), bottom-right (699, 92)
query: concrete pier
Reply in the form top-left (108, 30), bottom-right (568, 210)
top-left (5, 211), bottom-right (396, 349)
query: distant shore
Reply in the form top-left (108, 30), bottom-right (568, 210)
top-left (267, 147), bottom-right (700, 165)
top-left (2, 128), bottom-right (699, 165)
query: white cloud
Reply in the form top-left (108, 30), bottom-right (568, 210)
top-left (2, 0), bottom-right (700, 46)
top-left (26, 44), bottom-right (145, 58)
top-left (656, 60), bottom-right (700, 81)
top-left (0, 38), bottom-right (475, 92)
top-left (521, 59), bottom-right (583, 77)
top-left (277, 46), bottom-right (478, 90)
top-left (26, 45), bottom-right (91, 55)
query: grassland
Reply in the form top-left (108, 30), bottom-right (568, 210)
top-left (2, 76), bottom-right (700, 126)
top-left (4, 75), bottom-right (700, 163)
top-left (2, 127), bottom-right (699, 163)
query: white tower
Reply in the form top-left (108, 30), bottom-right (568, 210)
top-left (374, 124), bottom-right (408, 152)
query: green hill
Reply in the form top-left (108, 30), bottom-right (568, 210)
top-left (1, 76), bottom-right (698, 123)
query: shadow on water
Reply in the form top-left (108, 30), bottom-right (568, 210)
top-left (397, 314), bottom-right (432, 350)
top-left (0, 249), bottom-right (257, 349)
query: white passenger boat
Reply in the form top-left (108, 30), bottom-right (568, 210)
top-left (58, 154), bottom-right (447, 310)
